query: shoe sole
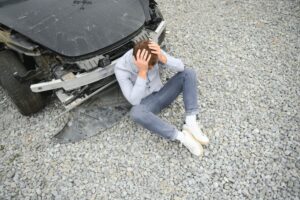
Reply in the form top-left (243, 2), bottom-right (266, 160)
top-left (183, 125), bottom-right (209, 145)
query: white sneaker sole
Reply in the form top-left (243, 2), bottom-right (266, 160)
top-left (183, 124), bottom-right (209, 145)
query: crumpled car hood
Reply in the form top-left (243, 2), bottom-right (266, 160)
top-left (0, 0), bottom-right (147, 57)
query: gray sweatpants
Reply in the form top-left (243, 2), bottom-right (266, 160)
top-left (129, 67), bottom-right (199, 140)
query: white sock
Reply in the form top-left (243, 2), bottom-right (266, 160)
top-left (175, 130), bottom-right (185, 142)
top-left (185, 115), bottom-right (197, 126)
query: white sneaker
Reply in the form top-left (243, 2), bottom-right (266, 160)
top-left (181, 130), bottom-right (203, 156)
top-left (183, 123), bottom-right (209, 145)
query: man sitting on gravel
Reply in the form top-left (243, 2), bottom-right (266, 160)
top-left (114, 40), bottom-right (209, 156)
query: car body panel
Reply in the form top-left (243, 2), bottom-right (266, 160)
top-left (0, 0), bottom-right (146, 57)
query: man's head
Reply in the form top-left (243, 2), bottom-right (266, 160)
top-left (133, 40), bottom-right (158, 69)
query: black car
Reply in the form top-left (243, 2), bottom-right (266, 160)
top-left (0, 0), bottom-right (166, 115)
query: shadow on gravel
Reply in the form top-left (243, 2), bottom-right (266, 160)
top-left (54, 83), bottom-right (131, 143)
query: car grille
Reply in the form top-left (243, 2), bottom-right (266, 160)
top-left (106, 29), bottom-right (150, 60)
top-left (76, 28), bottom-right (152, 71)
top-left (105, 40), bottom-right (134, 61)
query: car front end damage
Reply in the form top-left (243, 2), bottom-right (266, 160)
top-left (0, 2), bottom-right (166, 112)
top-left (31, 20), bottom-right (166, 111)
top-left (0, 0), bottom-right (167, 141)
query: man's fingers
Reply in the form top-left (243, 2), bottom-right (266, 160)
top-left (143, 50), bottom-right (149, 61)
top-left (148, 43), bottom-right (159, 48)
top-left (148, 45), bottom-right (160, 53)
top-left (151, 50), bottom-right (159, 55)
top-left (140, 49), bottom-right (146, 60)
top-left (149, 41), bottom-right (157, 45)
top-left (148, 42), bottom-right (158, 45)
top-left (148, 46), bottom-right (158, 51)
top-left (146, 53), bottom-right (151, 62)
top-left (136, 49), bottom-right (141, 60)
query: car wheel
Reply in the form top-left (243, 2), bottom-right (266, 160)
top-left (0, 50), bottom-right (46, 115)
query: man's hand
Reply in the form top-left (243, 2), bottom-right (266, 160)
top-left (148, 41), bottom-right (167, 64)
top-left (134, 49), bottom-right (151, 79)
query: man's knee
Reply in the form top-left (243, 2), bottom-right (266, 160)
top-left (183, 67), bottom-right (197, 78)
top-left (129, 105), bottom-right (148, 123)
top-left (182, 67), bottom-right (197, 82)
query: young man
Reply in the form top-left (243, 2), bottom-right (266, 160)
top-left (114, 40), bottom-right (209, 156)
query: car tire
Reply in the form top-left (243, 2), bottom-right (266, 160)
top-left (0, 50), bottom-right (45, 115)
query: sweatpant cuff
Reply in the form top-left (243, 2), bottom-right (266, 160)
top-left (185, 109), bottom-right (199, 117)
top-left (170, 129), bottom-right (179, 141)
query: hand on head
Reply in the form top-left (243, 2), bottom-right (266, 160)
top-left (148, 41), bottom-right (162, 58)
top-left (148, 41), bottom-right (166, 64)
top-left (133, 40), bottom-right (163, 74)
top-left (134, 49), bottom-right (151, 73)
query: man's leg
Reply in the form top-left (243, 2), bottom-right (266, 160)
top-left (130, 103), bottom-right (178, 140)
top-left (129, 67), bottom-right (203, 155)
top-left (154, 67), bottom-right (199, 116)
top-left (129, 67), bottom-right (199, 139)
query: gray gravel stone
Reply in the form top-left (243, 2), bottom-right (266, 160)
top-left (1, 0), bottom-right (300, 199)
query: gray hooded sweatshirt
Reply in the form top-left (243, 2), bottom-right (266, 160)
top-left (114, 49), bottom-right (184, 105)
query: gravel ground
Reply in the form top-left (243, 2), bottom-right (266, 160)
top-left (1, 0), bottom-right (299, 199)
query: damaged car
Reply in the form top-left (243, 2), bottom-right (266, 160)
top-left (0, 0), bottom-right (166, 115)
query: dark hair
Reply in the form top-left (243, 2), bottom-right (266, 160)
top-left (133, 40), bottom-right (158, 66)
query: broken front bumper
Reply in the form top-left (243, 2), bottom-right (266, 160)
top-left (30, 20), bottom-right (166, 110)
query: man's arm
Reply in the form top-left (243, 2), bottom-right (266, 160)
top-left (114, 49), bottom-right (151, 105)
top-left (148, 42), bottom-right (184, 72)
top-left (160, 49), bottom-right (185, 72)
top-left (114, 64), bottom-right (147, 105)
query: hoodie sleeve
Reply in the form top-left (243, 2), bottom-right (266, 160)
top-left (160, 49), bottom-right (185, 72)
top-left (114, 61), bottom-right (147, 105)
